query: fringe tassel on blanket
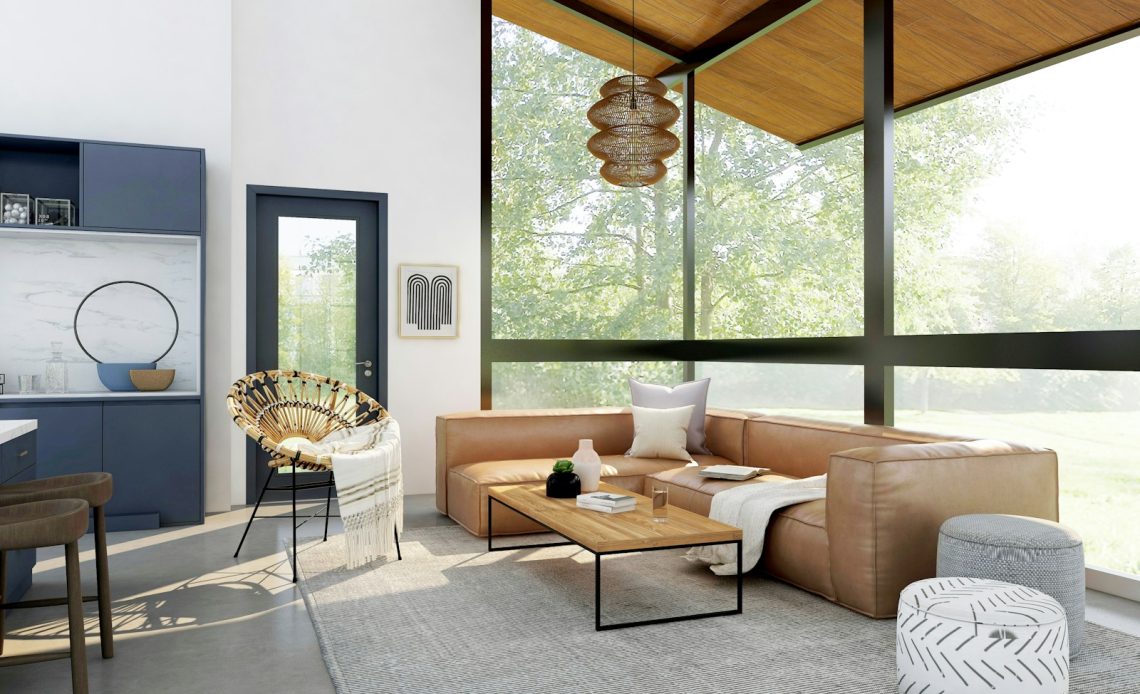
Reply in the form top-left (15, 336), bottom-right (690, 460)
top-left (342, 493), bottom-right (404, 569)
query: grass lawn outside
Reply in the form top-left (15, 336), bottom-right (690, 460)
top-left (763, 408), bottom-right (1140, 577)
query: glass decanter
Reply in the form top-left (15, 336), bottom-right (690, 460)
top-left (44, 341), bottom-right (68, 394)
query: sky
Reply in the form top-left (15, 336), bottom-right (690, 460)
top-left (948, 35), bottom-right (1140, 256)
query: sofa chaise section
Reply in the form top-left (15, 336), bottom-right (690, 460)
top-left (643, 414), bottom-right (1057, 616)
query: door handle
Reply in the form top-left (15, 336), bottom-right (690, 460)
top-left (355, 360), bottom-right (372, 368)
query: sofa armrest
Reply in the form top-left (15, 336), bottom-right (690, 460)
top-left (826, 439), bottom-right (1059, 618)
top-left (434, 408), bottom-right (634, 514)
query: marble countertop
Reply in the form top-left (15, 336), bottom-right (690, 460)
top-left (0, 420), bottom-right (37, 445)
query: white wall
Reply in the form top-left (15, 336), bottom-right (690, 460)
top-left (1, 0), bottom-right (479, 509)
top-left (230, 0), bottom-right (480, 499)
top-left (0, 0), bottom-right (235, 513)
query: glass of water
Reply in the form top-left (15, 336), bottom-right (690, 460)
top-left (652, 487), bottom-right (668, 523)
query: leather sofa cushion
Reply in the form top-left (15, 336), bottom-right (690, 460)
top-left (645, 465), bottom-right (834, 599)
top-left (647, 467), bottom-right (834, 597)
top-left (451, 455), bottom-right (692, 486)
top-left (644, 464), bottom-right (797, 517)
top-left (763, 499), bottom-right (834, 600)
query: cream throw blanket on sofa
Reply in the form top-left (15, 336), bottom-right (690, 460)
top-left (299, 418), bottom-right (403, 569)
top-left (687, 475), bottom-right (826, 576)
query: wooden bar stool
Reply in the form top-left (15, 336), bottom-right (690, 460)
top-left (0, 472), bottom-right (114, 659)
top-left (0, 499), bottom-right (91, 694)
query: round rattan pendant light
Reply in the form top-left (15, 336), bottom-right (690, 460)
top-left (587, 1), bottom-right (679, 187)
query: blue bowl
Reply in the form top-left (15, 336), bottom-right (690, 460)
top-left (98, 363), bottom-right (156, 392)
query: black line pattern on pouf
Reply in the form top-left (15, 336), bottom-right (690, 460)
top-left (897, 577), bottom-right (1070, 693)
top-left (406, 273), bottom-right (453, 331)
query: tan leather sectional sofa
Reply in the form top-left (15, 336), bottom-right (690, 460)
top-left (435, 408), bottom-right (1058, 618)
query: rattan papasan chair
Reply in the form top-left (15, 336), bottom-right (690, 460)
top-left (228, 370), bottom-right (393, 581)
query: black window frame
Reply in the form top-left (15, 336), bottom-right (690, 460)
top-left (480, 0), bottom-right (1140, 422)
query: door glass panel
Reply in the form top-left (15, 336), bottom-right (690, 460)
top-left (278, 217), bottom-right (357, 385)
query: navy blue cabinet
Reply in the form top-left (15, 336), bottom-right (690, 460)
top-left (2, 433), bottom-right (37, 604)
top-left (102, 401), bottom-right (202, 525)
top-left (81, 143), bottom-right (203, 232)
top-left (1, 131), bottom-right (205, 535)
top-left (0, 404), bottom-right (101, 478)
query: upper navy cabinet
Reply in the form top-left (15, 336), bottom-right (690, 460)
top-left (81, 143), bottom-right (203, 232)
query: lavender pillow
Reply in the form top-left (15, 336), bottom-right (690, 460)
top-left (628, 378), bottom-right (712, 455)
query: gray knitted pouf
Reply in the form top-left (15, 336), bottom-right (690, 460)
top-left (937, 514), bottom-right (1085, 656)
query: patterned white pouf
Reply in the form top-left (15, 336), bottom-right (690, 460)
top-left (897, 577), bottom-right (1069, 694)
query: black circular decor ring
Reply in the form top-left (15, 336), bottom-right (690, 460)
top-left (73, 280), bottom-right (180, 364)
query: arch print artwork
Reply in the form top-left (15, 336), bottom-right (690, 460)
top-left (398, 264), bottom-right (459, 338)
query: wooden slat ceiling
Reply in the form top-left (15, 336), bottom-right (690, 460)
top-left (492, 0), bottom-right (1140, 145)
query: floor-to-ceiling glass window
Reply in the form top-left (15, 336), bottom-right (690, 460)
top-left (894, 37), bottom-right (1140, 577)
top-left (693, 101), bottom-right (863, 339)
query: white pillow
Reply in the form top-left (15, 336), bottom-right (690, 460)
top-left (628, 405), bottom-right (694, 461)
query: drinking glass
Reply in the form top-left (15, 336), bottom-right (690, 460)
top-left (652, 487), bottom-right (668, 523)
top-left (18, 374), bottom-right (41, 394)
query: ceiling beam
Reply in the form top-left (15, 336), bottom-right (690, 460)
top-left (543, 0), bottom-right (687, 62)
top-left (655, 0), bottom-right (820, 85)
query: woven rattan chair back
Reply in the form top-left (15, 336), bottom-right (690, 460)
top-left (227, 370), bottom-right (388, 471)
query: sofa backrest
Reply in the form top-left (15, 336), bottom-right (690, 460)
top-left (437, 409), bottom-right (633, 469)
top-left (704, 409), bottom-right (748, 464)
top-left (744, 415), bottom-right (967, 478)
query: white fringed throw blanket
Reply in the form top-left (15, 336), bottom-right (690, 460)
top-left (687, 475), bottom-right (827, 576)
top-left (299, 418), bottom-right (403, 569)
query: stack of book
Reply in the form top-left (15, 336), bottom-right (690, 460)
top-left (697, 464), bottom-right (768, 481)
top-left (576, 492), bottom-right (636, 514)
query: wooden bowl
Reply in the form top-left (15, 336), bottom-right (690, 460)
top-left (130, 369), bottom-right (175, 392)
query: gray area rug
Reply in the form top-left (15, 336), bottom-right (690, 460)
top-left (294, 526), bottom-right (1140, 693)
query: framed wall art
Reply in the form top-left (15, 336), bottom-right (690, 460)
top-left (398, 264), bottom-right (459, 338)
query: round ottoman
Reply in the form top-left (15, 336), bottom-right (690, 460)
top-left (897, 577), bottom-right (1069, 694)
top-left (937, 514), bottom-right (1085, 655)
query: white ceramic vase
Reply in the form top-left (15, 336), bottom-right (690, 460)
top-left (572, 439), bottom-right (602, 492)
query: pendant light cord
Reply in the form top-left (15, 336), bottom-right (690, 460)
top-left (630, 0), bottom-right (637, 109)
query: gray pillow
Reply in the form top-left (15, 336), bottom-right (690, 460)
top-left (628, 378), bottom-right (712, 455)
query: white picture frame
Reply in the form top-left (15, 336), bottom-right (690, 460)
top-left (398, 264), bottom-right (459, 338)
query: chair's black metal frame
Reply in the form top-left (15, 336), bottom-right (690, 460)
top-left (487, 495), bottom-right (742, 631)
top-left (233, 467), bottom-right (402, 582)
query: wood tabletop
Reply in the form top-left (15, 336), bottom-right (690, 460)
top-left (488, 482), bottom-right (742, 553)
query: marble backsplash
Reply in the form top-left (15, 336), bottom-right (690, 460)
top-left (0, 231), bottom-right (200, 394)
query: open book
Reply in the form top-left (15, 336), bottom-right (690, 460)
top-left (697, 465), bottom-right (769, 481)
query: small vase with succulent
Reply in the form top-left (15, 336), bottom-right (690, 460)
top-left (545, 459), bottom-right (581, 498)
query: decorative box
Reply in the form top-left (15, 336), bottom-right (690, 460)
top-left (35, 198), bottom-right (76, 226)
top-left (1, 192), bottom-right (32, 225)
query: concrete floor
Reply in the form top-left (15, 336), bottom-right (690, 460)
top-left (0, 494), bottom-right (451, 694)
top-left (1, 495), bottom-right (1138, 693)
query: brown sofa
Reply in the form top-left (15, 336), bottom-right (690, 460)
top-left (435, 408), bottom-right (1058, 618)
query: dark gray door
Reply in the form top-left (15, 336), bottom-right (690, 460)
top-left (248, 189), bottom-right (387, 500)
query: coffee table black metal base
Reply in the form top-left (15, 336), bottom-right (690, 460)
top-left (487, 495), bottom-right (744, 631)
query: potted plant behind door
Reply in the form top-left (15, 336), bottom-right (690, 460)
top-left (546, 459), bottom-right (581, 498)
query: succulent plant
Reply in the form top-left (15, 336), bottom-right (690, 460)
top-left (552, 459), bottom-right (574, 474)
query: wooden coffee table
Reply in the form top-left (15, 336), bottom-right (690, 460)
top-left (487, 482), bottom-right (743, 631)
